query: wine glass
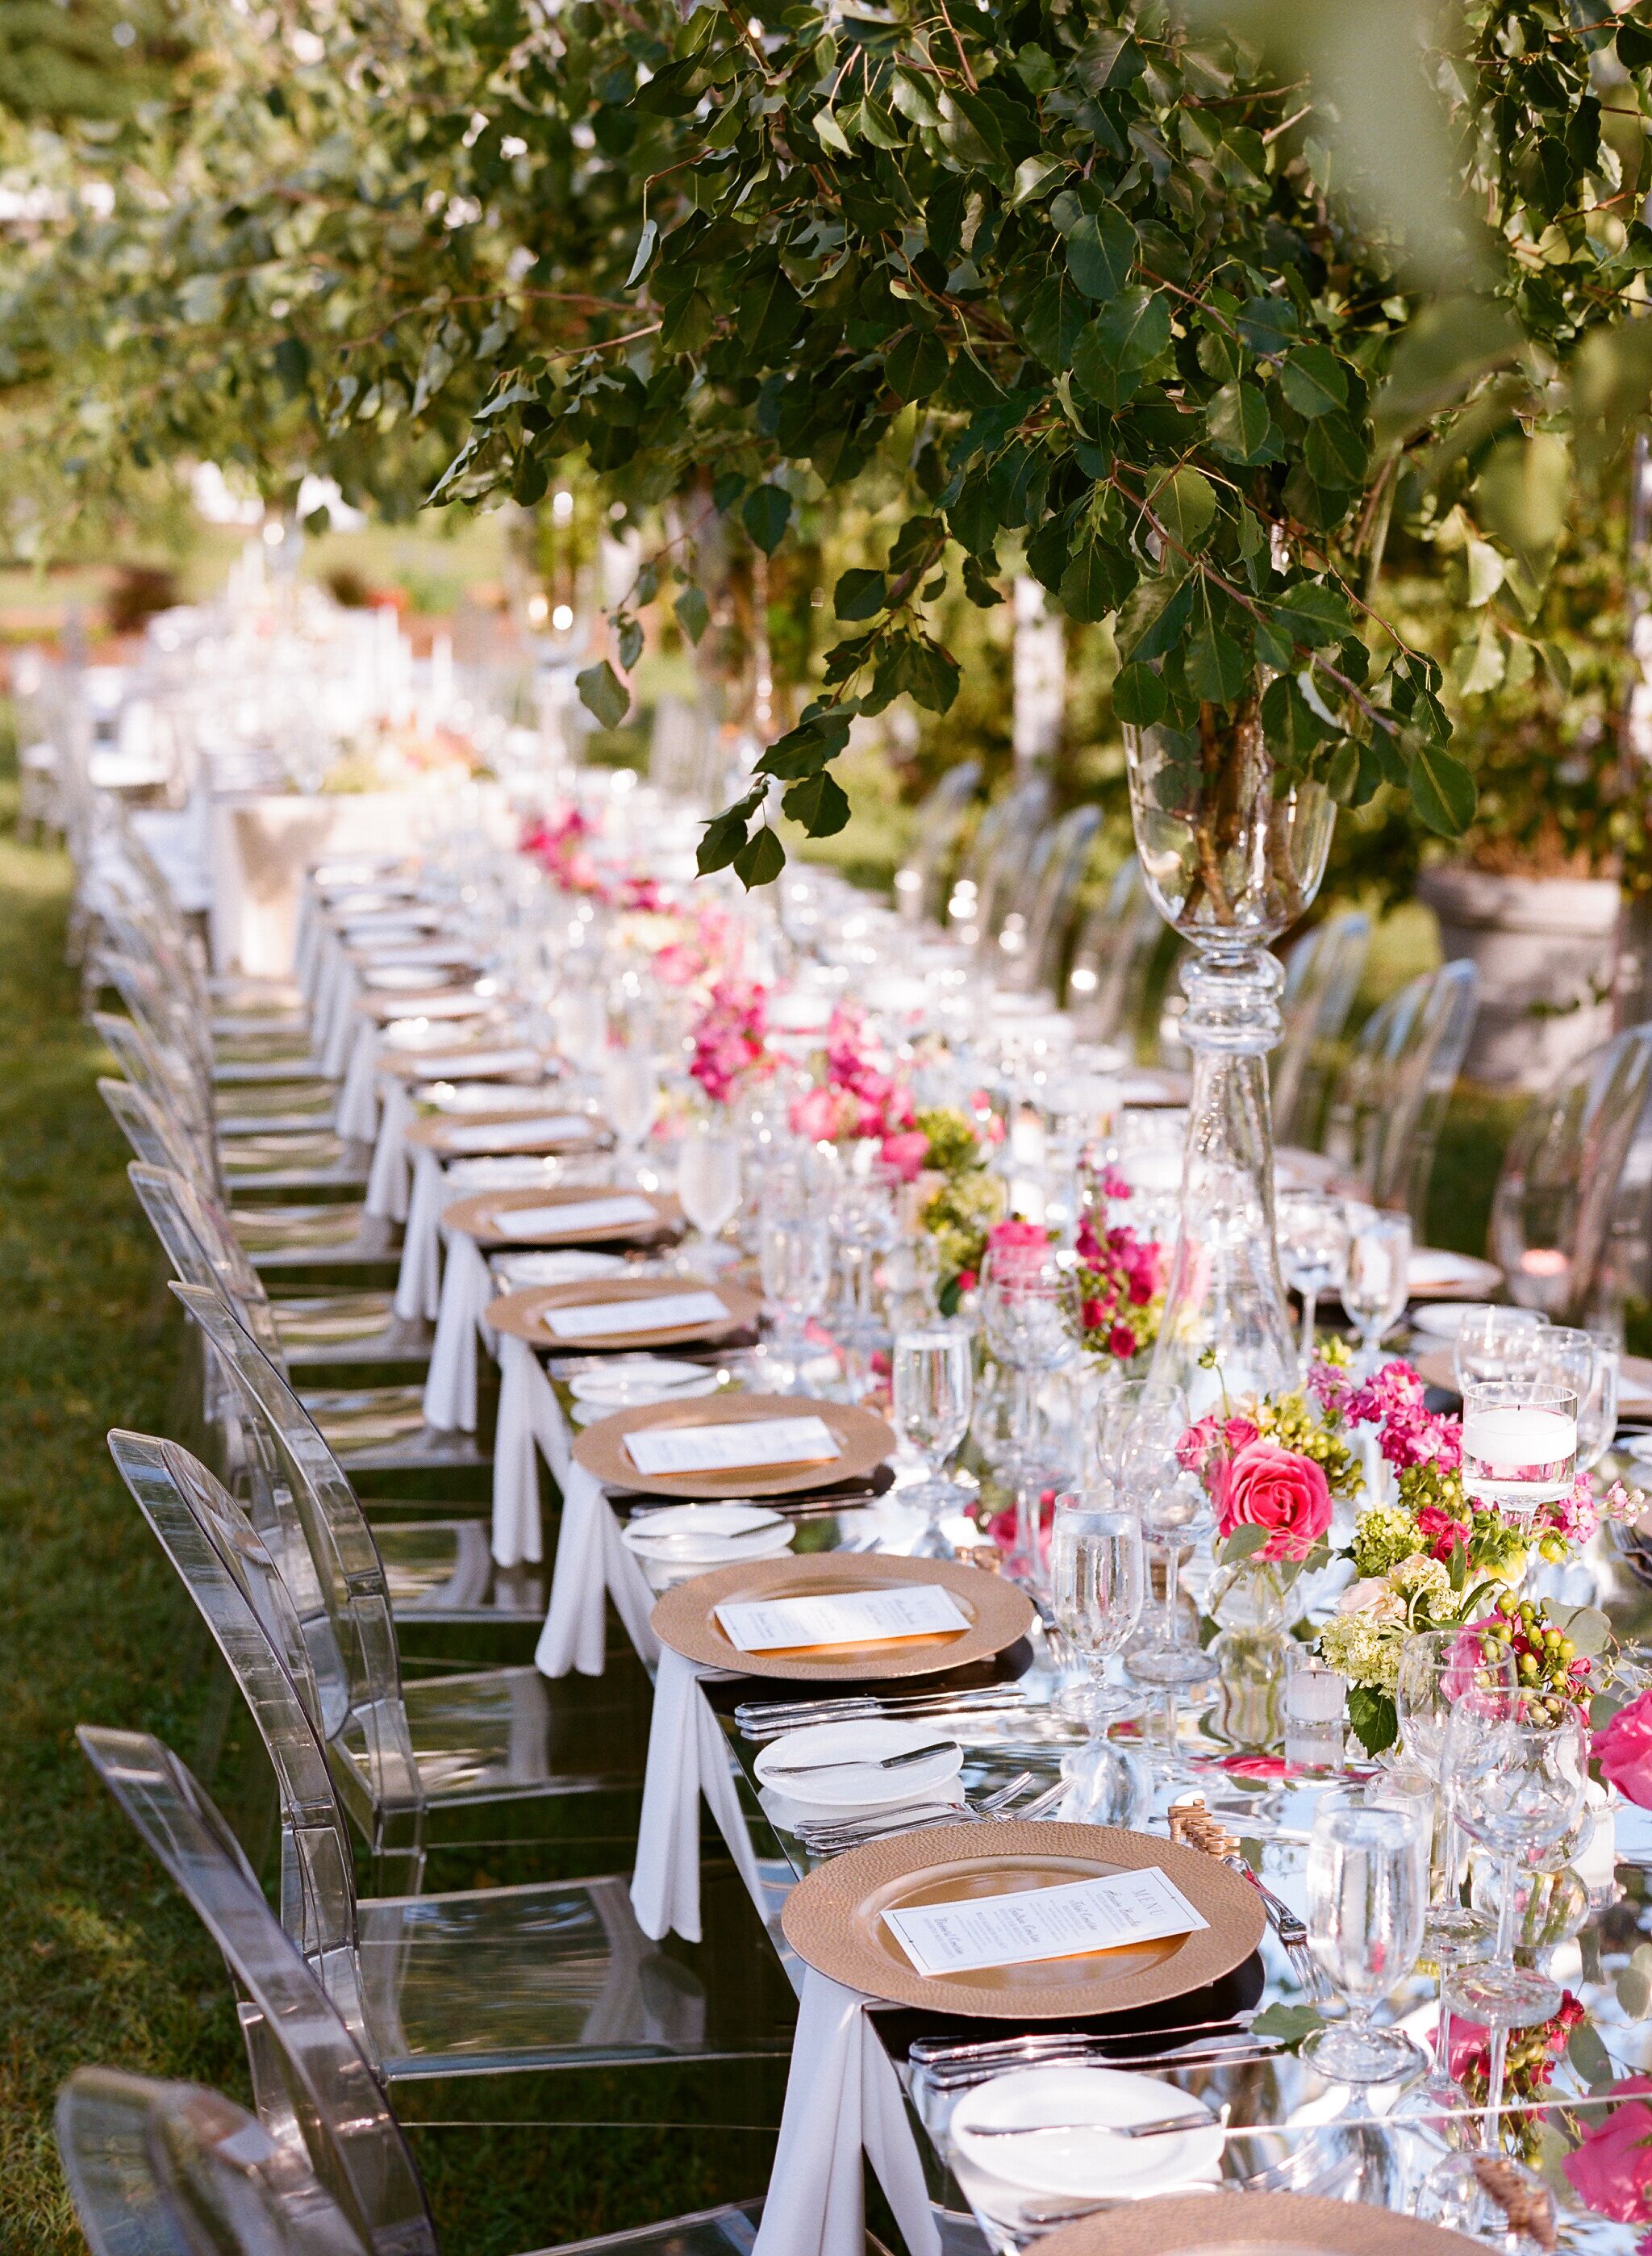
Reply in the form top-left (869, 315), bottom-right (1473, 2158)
top-left (1453, 1305), bottom-right (1547, 1393)
top-left (1277, 1189), bottom-right (1350, 1378)
top-left (1533, 1324), bottom-right (1618, 1474)
top-left (1442, 1691), bottom-right (1589, 2025)
top-left (678, 1116), bottom-right (742, 1267)
top-left (1049, 1491), bottom-right (1146, 1733)
top-left (891, 1326), bottom-right (974, 1554)
top-left (601, 1045), bottom-right (659, 1172)
top-left (758, 1210), bottom-right (831, 1390)
top-left (1113, 1388), bottom-right (1217, 1689)
top-left (1395, 1629), bottom-right (1521, 2107)
top-left (1343, 1206), bottom-right (1411, 1371)
top-left (1300, 1790), bottom-right (1429, 2087)
top-left (1460, 1379), bottom-right (1578, 1539)
top-left (978, 1246), bottom-right (1080, 1485)
top-left (831, 1165), bottom-right (899, 1350)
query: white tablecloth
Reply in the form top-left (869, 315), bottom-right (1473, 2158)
top-left (629, 1648), bottom-right (761, 1945)
top-left (210, 792), bottom-right (430, 977)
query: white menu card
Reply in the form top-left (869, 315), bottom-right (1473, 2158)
top-left (500, 1196), bottom-right (655, 1239)
top-left (444, 1115), bottom-right (590, 1153)
top-left (715, 1582), bottom-right (968, 1653)
top-left (543, 1290), bottom-right (729, 1341)
top-left (625, 1413), bottom-right (841, 1478)
top-left (419, 1047), bottom-right (540, 1079)
top-left (882, 1866), bottom-right (1208, 1978)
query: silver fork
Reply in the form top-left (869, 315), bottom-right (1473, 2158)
top-left (797, 1772), bottom-right (1064, 1853)
top-left (1220, 1852), bottom-right (1328, 2002)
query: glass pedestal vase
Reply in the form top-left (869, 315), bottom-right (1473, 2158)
top-left (1124, 692), bottom-right (1336, 1413)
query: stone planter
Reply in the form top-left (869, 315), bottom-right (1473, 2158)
top-left (1417, 865), bottom-right (1621, 1091)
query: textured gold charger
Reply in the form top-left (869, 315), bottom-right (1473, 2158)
top-left (405, 1109), bottom-right (610, 1159)
top-left (486, 1274), bottom-right (761, 1352)
top-left (444, 1184), bottom-right (681, 1248)
top-left (357, 984), bottom-right (492, 1024)
top-left (781, 1819), bottom-right (1263, 2016)
top-left (1037, 2191), bottom-right (1481, 2255)
top-left (577, 1391), bottom-right (892, 1505)
top-left (652, 1548), bottom-right (1028, 1678)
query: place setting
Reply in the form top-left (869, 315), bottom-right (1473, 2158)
top-left (444, 1181), bottom-right (682, 1249)
top-left (405, 1103), bottom-right (614, 1159)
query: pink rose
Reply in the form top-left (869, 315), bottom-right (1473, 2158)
top-left (789, 1086), bottom-right (843, 1143)
top-left (1212, 1439), bottom-right (1333, 1562)
top-left (985, 1217), bottom-right (1052, 1286)
top-left (1565, 2077), bottom-right (1652, 2225)
top-left (879, 1130), bottom-right (931, 1184)
top-left (1596, 1690), bottom-right (1652, 1810)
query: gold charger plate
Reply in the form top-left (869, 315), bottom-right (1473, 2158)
top-left (357, 984), bottom-right (491, 1023)
top-left (652, 1548), bottom-right (1027, 1679)
top-left (445, 1184), bottom-right (682, 1247)
top-left (487, 1273), bottom-right (761, 1351)
top-left (406, 1109), bottom-right (610, 1159)
top-left (577, 1390), bottom-right (894, 1506)
top-left (781, 1819), bottom-right (1263, 2017)
top-left (1038, 2191), bottom-right (1479, 2255)
top-left (378, 1039), bottom-right (544, 1082)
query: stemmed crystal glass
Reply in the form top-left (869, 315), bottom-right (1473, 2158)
top-left (1453, 1305), bottom-right (1547, 1393)
top-left (1342, 1207), bottom-right (1411, 1372)
top-left (891, 1326), bottom-right (974, 1555)
top-left (1110, 1385), bottom-right (1217, 1689)
top-left (1460, 1379), bottom-right (1578, 1540)
top-left (1049, 1490), bottom-right (1146, 1732)
top-left (1442, 1691), bottom-right (1590, 2026)
top-left (1277, 1189), bottom-right (1350, 1378)
top-left (758, 1209), bottom-right (831, 1390)
top-left (978, 1245), bottom-right (1080, 1486)
top-left (1300, 1790), bottom-right (1429, 2087)
top-left (1395, 1629), bottom-right (1520, 2107)
top-left (677, 1115), bottom-right (742, 1267)
top-left (601, 1042), bottom-right (660, 1172)
top-left (1533, 1325), bottom-right (1619, 1474)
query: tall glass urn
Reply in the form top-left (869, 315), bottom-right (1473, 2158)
top-left (1125, 689), bottom-right (1336, 1411)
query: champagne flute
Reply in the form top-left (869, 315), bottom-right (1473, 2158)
top-left (1049, 1491), bottom-right (1146, 1732)
top-left (1300, 1790), bottom-right (1429, 2087)
top-left (678, 1117), bottom-right (742, 1267)
top-left (1343, 1206), bottom-right (1411, 1371)
top-left (891, 1326), bottom-right (974, 1554)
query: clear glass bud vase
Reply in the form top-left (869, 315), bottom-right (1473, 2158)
top-left (1125, 691), bottom-right (1335, 1412)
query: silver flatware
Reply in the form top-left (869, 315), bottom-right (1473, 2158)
top-left (909, 2011), bottom-right (1258, 2070)
top-left (795, 1770), bottom-right (1039, 1851)
top-left (1220, 1853), bottom-right (1327, 2002)
top-left (764, 1738), bottom-right (957, 1780)
top-left (737, 1687), bottom-right (1032, 1740)
top-left (919, 2040), bottom-right (1284, 2091)
top-left (966, 2103), bottom-right (1224, 2142)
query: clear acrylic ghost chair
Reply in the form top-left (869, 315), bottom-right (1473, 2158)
top-left (102, 1078), bottom-right (425, 1375)
top-left (98, 1072), bottom-right (401, 1285)
top-left (108, 1427), bottom-right (648, 1888)
top-left (79, 1712), bottom-right (794, 2127)
top-left (123, 1164), bottom-right (470, 1475)
top-left (993, 803), bottom-right (1102, 998)
top-left (1272, 909), bottom-right (1373, 1150)
top-left (56, 2062), bottom-right (810, 2256)
top-left (103, 935), bottom-right (336, 1134)
top-left (947, 772), bottom-right (1053, 948)
top-left (172, 1276), bottom-right (546, 1634)
top-left (1491, 1026), bottom-right (1652, 1330)
top-left (1322, 959), bottom-right (1481, 1231)
top-left (1062, 855), bottom-right (1168, 1054)
top-left (98, 883), bottom-right (319, 1072)
top-left (894, 757), bottom-right (981, 925)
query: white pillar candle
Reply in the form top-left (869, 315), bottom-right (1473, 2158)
top-left (1462, 1406), bottom-right (1578, 1468)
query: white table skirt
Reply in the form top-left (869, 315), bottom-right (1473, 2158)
top-left (629, 1648), bottom-right (761, 1944)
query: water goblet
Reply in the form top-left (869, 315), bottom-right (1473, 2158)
top-left (1300, 1790), bottom-right (1429, 2086)
top-left (1532, 1325), bottom-right (1618, 1475)
top-left (1453, 1305), bottom-right (1547, 1393)
top-left (1460, 1379), bottom-right (1578, 1540)
top-left (1441, 1692), bottom-right (1589, 2025)
top-left (1049, 1490), bottom-right (1146, 1732)
top-left (677, 1115), bottom-right (742, 1268)
top-left (1111, 1388), bottom-right (1218, 1690)
top-left (1343, 1206), bottom-right (1412, 1372)
top-left (891, 1326), bottom-right (974, 1555)
top-left (601, 1045), bottom-right (660, 1172)
top-left (758, 1209), bottom-right (832, 1390)
top-left (978, 1245), bottom-right (1080, 1487)
top-left (1278, 1189), bottom-right (1351, 1377)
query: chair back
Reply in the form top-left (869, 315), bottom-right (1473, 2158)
top-left (94, 1013), bottom-right (219, 1195)
top-left (56, 2065), bottom-right (373, 2256)
top-left (1273, 910), bottom-right (1372, 1147)
top-left (74, 1729), bottom-right (436, 2256)
top-left (898, 758), bottom-right (981, 925)
top-left (995, 804), bottom-right (1101, 996)
top-left (950, 774), bottom-right (1053, 946)
top-left (1063, 857), bottom-right (1166, 1051)
top-left (1324, 960), bottom-right (1480, 1229)
top-left (127, 1163), bottom-right (285, 1362)
top-left (105, 1430), bottom-right (365, 1990)
top-left (1491, 1026), bottom-right (1652, 1327)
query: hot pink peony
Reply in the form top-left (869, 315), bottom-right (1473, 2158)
top-left (1212, 1439), bottom-right (1333, 1562)
top-left (1596, 1690), bottom-right (1652, 1810)
top-left (879, 1130), bottom-right (931, 1183)
top-left (1564, 2075), bottom-right (1652, 2225)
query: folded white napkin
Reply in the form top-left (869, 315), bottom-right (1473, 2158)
top-left (629, 1648), bottom-right (762, 1945)
top-left (535, 1453), bottom-right (660, 1677)
top-left (752, 1969), bottom-right (941, 2256)
top-left (364, 1075), bottom-right (412, 1219)
top-left (422, 1230), bottom-right (496, 1431)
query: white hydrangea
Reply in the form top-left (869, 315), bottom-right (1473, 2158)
top-left (1318, 1611), bottom-right (1404, 1694)
top-left (1390, 1553), bottom-right (1452, 1610)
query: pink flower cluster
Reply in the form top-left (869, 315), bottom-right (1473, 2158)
top-left (1596, 1687), bottom-right (1652, 1809)
top-left (1176, 1411), bottom-right (1262, 1482)
top-left (1564, 2072), bottom-right (1652, 2238)
top-left (1177, 1412), bottom-right (1332, 1562)
top-left (788, 1005), bottom-right (915, 1144)
top-left (1343, 1360), bottom-right (1462, 1473)
top-left (520, 805), bottom-right (600, 893)
top-left (687, 979), bottom-right (771, 1107)
top-left (1074, 1209), bottom-right (1160, 1363)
